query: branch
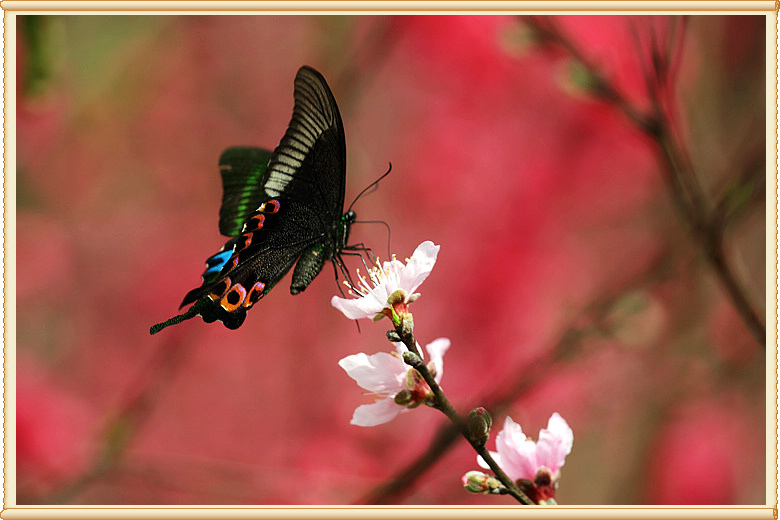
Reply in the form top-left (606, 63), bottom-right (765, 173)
top-left (521, 15), bottom-right (765, 347)
top-left (357, 249), bottom-right (677, 504)
top-left (391, 322), bottom-right (534, 504)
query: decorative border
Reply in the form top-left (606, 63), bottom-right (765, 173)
top-left (2, 2), bottom-right (776, 519)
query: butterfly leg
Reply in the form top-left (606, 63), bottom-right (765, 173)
top-left (339, 250), bottom-right (375, 287)
top-left (331, 259), bottom-right (350, 297)
top-left (343, 242), bottom-right (376, 264)
top-left (332, 253), bottom-right (367, 294)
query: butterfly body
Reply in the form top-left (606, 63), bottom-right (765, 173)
top-left (290, 209), bottom-right (356, 294)
top-left (151, 66), bottom-right (354, 334)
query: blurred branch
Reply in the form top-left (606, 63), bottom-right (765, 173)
top-left (332, 17), bottom-right (400, 110)
top-left (520, 15), bottom-right (766, 347)
top-left (522, 16), bottom-right (655, 133)
top-left (711, 141), bottom-right (766, 230)
top-left (43, 333), bottom-right (192, 504)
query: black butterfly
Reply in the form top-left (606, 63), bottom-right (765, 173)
top-left (151, 66), bottom-right (358, 334)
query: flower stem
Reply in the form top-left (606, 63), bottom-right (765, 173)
top-left (395, 324), bottom-right (534, 505)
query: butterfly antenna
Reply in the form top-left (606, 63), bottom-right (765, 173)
top-left (347, 163), bottom-right (393, 212)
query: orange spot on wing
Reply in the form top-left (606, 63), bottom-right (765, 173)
top-left (244, 281), bottom-right (267, 308)
top-left (208, 277), bottom-right (231, 301)
top-left (261, 199), bottom-right (280, 214)
top-left (220, 283), bottom-right (247, 312)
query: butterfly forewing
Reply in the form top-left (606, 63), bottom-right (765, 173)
top-left (263, 66), bottom-right (346, 215)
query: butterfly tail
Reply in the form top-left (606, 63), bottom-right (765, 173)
top-left (150, 298), bottom-right (247, 335)
top-left (150, 300), bottom-right (206, 335)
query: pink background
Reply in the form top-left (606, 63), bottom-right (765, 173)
top-left (16, 15), bottom-right (767, 505)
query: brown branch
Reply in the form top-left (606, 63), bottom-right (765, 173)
top-left (390, 320), bottom-right (534, 504)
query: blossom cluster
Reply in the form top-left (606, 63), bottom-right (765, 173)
top-left (332, 241), bottom-right (573, 503)
top-left (333, 241), bottom-right (445, 426)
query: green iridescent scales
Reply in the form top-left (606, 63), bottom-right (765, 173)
top-left (218, 147), bottom-right (273, 236)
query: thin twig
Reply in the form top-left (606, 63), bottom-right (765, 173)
top-left (393, 323), bottom-right (534, 504)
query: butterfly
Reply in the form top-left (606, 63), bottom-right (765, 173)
top-left (151, 66), bottom-right (359, 334)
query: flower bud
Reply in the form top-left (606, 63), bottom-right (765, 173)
top-left (467, 407), bottom-right (493, 446)
top-left (402, 351), bottom-right (422, 368)
top-left (406, 368), bottom-right (424, 387)
top-left (462, 471), bottom-right (504, 494)
top-left (394, 388), bottom-right (414, 406)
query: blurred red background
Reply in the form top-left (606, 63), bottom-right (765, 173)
top-left (14, 14), bottom-right (768, 505)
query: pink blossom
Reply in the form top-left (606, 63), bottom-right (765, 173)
top-left (475, 413), bottom-right (573, 503)
top-left (338, 338), bottom-right (450, 427)
top-left (331, 241), bottom-right (439, 321)
top-left (480, 413), bottom-right (573, 481)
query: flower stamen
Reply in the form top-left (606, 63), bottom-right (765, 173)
top-left (331, 241), bottom-right (440, 322)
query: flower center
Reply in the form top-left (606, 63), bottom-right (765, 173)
top-left (348, 256), bottom-right (402, 297)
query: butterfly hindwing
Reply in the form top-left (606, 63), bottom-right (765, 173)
top-left (218, 147), bottom-right (273, 237)
top-left (150, 66), bottom-right (353, 335)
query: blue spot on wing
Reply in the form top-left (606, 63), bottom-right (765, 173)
top-left (205, 249), bottom-right (233, 278)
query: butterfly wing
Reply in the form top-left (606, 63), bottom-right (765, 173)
top-left (165, 199), bottom-right (324, 331)
top-left (218, 147), bottom-right (273, 237)
top-left (150, 66), bottom-right (348, 334)
top-left (263, 65), bottom-right (347, 220)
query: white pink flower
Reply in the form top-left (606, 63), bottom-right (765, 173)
top-left (338, 338), bottom-right (450, 427)
top-left (331, 241), bottom-right (439, 321)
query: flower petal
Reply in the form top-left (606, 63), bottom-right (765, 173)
top-left (331, 294), bottom-right (382, 320)
top-left (494, 416), bottom-right (538, 481)
top-left (350, 399), bottom-right (404, 427)
top-left (535, 413), bottom-right (574, 473)
top-left (424, 338), bottom-right (450, 383)
top-left (338, 352), bottom-right (406, 394)
top-left (398, 241), bottom-right (440, 297)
